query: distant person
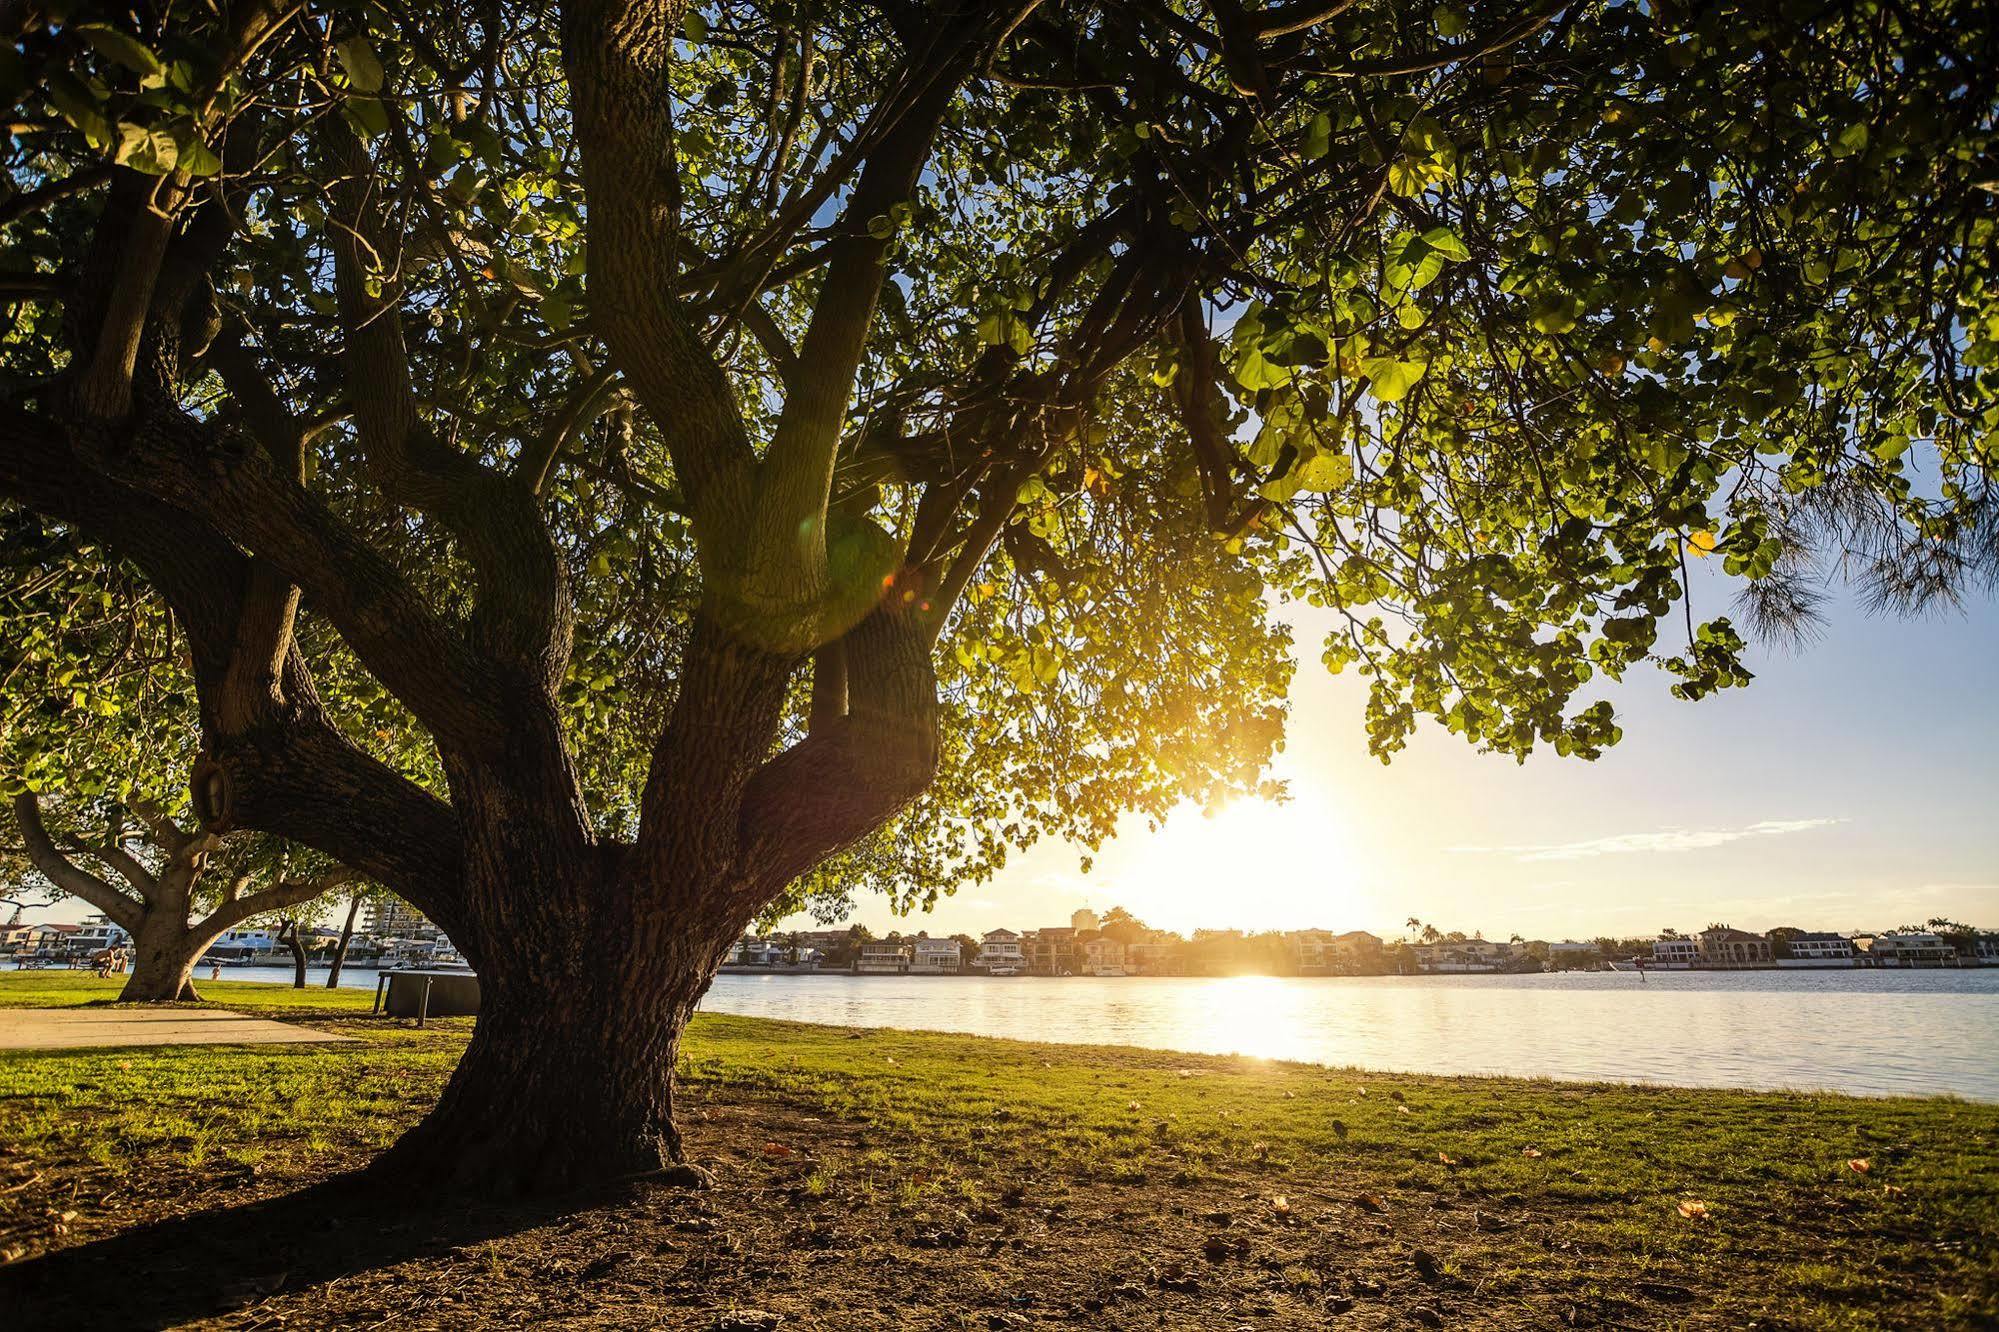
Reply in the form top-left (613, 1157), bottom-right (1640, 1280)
top-left (95, 950), bottom-right (112, 979)
top-left (210, 960), bottom-right (222, 982)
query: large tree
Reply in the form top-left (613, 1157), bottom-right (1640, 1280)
top-left (3, 788), bottom-right (352, 1000)
top-left (2, 0), bottom-right (1992, 1192)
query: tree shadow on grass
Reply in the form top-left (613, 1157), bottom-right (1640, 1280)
top-left (0, 1171), bottom-right (579, 1331)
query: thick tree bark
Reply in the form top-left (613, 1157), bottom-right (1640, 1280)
top-left (372, 843), bottom-right (742, 1194)
top-left (326, 892), bottom-right (363, 988)
top-left (117, 911), bottom-right (207, 1003)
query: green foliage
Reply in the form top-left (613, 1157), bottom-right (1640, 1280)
top-left (3, 0), bottom-right (1993, 918)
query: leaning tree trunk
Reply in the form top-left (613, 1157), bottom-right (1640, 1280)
top-left (326, 892), bottom-right (363, 988)
top-left (117, 911), bottom-right (208, 1003)
top-left (281, 920), bottom-right (309, 987)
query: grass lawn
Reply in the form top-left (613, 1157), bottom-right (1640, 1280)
top-left (1, 972), bottom-right (1995, 1329)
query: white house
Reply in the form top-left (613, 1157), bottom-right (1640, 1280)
top-left (208, 927), bottom-right (282, 960)
top-left (976, 929), bottom-right (1025, 973)
top-left (855, 941), bottom-right (909, 974)
top-left (1777, 932), bottom-right (1856, 966)
top-left (910, 938), bottom-right (962, 974)
top-left (70, 914), bottom-right (133, 955)
top-left (1864, 932), bottom-right (1957, 967)
top-left (1546, 940), bottom-right (1601, 969)
top-left (1651, 937), bottom-right (1699, 967)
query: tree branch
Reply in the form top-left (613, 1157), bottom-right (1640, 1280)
top-left (738, 603), bottom-right (939, 887)
top-left (199, 866), bottom-right (358, 936)
top-left (323, 117), bottom-right (573, 688)
top-left (560, 0), bottom-right (758, 525)
top-left (9, 793), bottom-right (144, 932)
top-left (0, 406), bottom-right (466, 925)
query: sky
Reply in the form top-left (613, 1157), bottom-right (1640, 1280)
top-left (803, 574), bottom-right (1999, 944)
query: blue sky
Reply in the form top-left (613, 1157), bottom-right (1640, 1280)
top-left (828, 578), bottom-right (1999, 942)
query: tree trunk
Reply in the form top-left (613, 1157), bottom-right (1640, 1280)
top-left (326, 892), bottom-right (363, 988)
top-left (371, 843), bottom-right (744, 1195)
top-left (116, 912), bottom-right (206, 1003)
top-left (282, 920), bottom-right (308, 987)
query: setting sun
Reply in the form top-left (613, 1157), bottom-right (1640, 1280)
top-left (1105, 792), bottom-right (1378, 936)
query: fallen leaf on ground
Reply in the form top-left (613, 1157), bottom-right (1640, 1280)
top-left (1438, 1152), bottom-right (1457, 1165)
top-left (1521, 1147), bottom-right (1543, 1158)
top-left (1848, 1158), bottom-right (1871, 1173)
top-left (1677, 1199), bottom-right (1709, 1220)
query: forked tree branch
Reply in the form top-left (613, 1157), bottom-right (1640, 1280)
top-left (9, 793), bottom-right (145, 932)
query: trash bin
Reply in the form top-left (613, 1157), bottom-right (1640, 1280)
top-left (377, 968), bottom-right (481, 1022)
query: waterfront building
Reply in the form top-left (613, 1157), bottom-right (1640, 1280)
top-left (911, 938), bottom-right (962, 974)
top-left (1413, 938), bottom-right (1521, 973)
top-left (1288, 929), bottom-right (1338, 974)
top-left (1652, 937), bottom-right (1700, 967)
top-left (1024, 927), bottom-right (1076, 976)
top-left (1125, 936), bottom-right (1184, 975)
top-left (70, 914), bottom-right (133, 956)
top-left (727, 938), bottom-right (789, 968)
top-left (1773, 931), bottom-right (1856, 966)
top-left (855, 941), bottom-right (910, 974)
top-left (1696, 926), bottom-right (1772, 967)
top-left (976, 929), bottom-right (1025, 974)
top-left (1862, 932), bottom-right (1958, 967)
top-left (1080, 936), bottom-right (1127, 976)
top-left (1330, 931), bottom-right (1383, 974)
top-left (1546, 940), bottom-right (1601, 969)
top-left (1071, 908), bottom-right (1099, 933)
top-left (365, 896), bottom-right (438, 942)
top-left (208, 926), bottom-right (284, 961)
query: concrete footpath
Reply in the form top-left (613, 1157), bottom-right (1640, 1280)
top-left (0, 1006), bottom-right (354, 1051)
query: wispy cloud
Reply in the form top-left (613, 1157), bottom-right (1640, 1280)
top-left (1453, 818), bottom-right (1843, 863)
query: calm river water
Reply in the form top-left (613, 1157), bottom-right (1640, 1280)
top-left (228, 965), bottom-right (1999, 1100)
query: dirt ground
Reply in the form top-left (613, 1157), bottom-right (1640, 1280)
top-left (0, 1080), bottom-right (1732, 1332)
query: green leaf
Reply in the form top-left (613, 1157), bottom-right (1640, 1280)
top-left (682, 9), bottom-right (709, 42)
top-left (336, 36), bottom-right (385, 94)
top-left (172, 127), bottom-right (222, 177)
top-left (344, 96), bottom-right (391, 141)
top-left (1304, 112), bottom-right (1331, 161)
top-left (1421, 226), bottom-right (1469, 262)
top-left (44, 72), bottom-right (114, 150)
top-left (1234, 347), bottom-right (1289, 390)
top-left (74, 24), bottom-right (165, 79)
top-left (1830, 121), bottom-right (1869, 159)
top-left (1295, 451), bottom-right (1354, 493)
top-left (1362, 357), bottom-right (1427, 402)
top-left (112, 122), bottom-right (178, 175)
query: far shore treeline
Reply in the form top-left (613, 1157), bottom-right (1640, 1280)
top-left (725, 909), bottom-right (1999, 976)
